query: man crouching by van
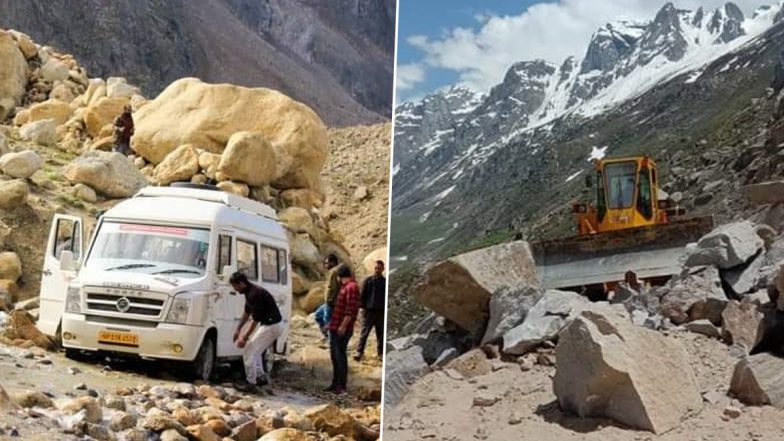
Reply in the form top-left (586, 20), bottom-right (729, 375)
top-left (230, 272), bottom-right (282, 393)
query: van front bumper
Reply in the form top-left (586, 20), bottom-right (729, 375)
top-left (61, 313), bottom-right (206, 361)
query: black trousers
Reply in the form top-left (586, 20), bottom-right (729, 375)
top-left (329, 331), bottom-right (352, 388)
top-left (356, 309), bottom-right (384, 357)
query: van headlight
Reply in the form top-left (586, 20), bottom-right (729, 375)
top-left (65, 287), bottom-right (81, 313)
top-left (166, 298), bottom-right (191, 324)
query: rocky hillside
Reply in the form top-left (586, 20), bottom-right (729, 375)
top-left (391, 2), bottom-right (784, 268)
top-left (0, 0), bottom-right (395, 127)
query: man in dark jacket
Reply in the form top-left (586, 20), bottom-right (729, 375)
top-left (354, 260), bottom-right (386, 362)
top-left (113, 104), bottom-right (134, 155)
top-left (230, 272), bottom-right (283, 393)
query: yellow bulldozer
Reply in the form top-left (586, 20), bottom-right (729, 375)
top-left (532, 155), bottom-right (714, 297)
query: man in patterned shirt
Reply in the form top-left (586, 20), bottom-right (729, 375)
top-left (325, 265), bottom-right (360, 394)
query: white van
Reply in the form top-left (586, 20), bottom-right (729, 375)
top-left (37, 185), bottom-right (292, 381)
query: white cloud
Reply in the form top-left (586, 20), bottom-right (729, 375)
top-left (396, 62), bottom-right (427, 91)
top-left (408, 0), bottom-right (768, 92)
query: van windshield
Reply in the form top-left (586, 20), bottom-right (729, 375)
top-left (86, 222), bottom-right (210, 278)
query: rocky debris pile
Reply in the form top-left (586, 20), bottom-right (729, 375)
top-left (387, 196), bottom-right (784, 433)
top-left (0, 379), bottom-right (380, 441)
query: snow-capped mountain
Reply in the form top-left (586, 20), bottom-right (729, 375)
top-left (391, 1), bottom-right (784, 264)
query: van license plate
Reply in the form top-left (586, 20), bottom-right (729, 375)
top-left (98, 331), bottom-right (139, 346)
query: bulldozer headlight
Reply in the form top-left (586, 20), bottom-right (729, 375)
top-left (572, 204), bottom-right (587, 213)
top-left (65, 287), bottom-right (81, 313)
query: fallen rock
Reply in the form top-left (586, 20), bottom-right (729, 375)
top-left (106, 77), bottom-right (141, 98)
top-left (258, 428), bottom-right (309, 441)
top-left (0, 180), bottom-right (28, 209)
top-left (744, 181), bottom-right (784, 205)
top-left (185, 424), bottom-right (220, 441)
top-left (730, 353), bottom-right (784, 407)
top-left (482, 285), bottom-right (542, 345)
top-left (218, 131), bottom-right (277, 186)
top-left (502, 290), bottom-right (590, 355)
top-left (72, 183), bottom-right (98, 203)
top-left (659, 266), bottom-right (727, 325)
top-left (554, 305), bottom-right (702, 434)
top-left (7, 30), bottom-right (36, 59)
top-left (231, 420), bottom-right (257, 441)
top-left (40, 57), bottom-right (69, 82)
top-left (83, 96), bottom-right (128, 137)
top-left (279, 207), bottom-right (315, 237)
top-left (160, 429), bottom-right (188, 441)
top-left (280, 188), bottom-right (323, 209)
top-left (109, 412), bottom-right (137, 431)
top-left (362, 247), bottom-right (387, 275)
top-left (131, 78), bottom-right (327, 193)
top-left (686, 221), bottom-right (764, 269)
top-left (723, 251), bottom-right (765, 295)
top-left (303, 403), bottom-right (355, 438)
top-left (0, 150), bottom-right (43, 179)
top-left (412, 241), bottom-right (539, 334)
top-left (19, 118), bottom-right (58, 145)
top-left (216, 181), bottom-right (249, 197)
top-left (684, 319), bottom-right (721, 338)
top-left (27, 99), bottom-right (73, 125)
top-left (721, 299), bottom-right (772, 355)
top-left (0, 31), bottom-right (28, 108)
top-left (13, 390), bottom-right (54, 408)
top-left (383, 345), bottom-right (429, 407)
top-left (0, 252), bottom-right (22, 282)
top-left (64, 151), bottom-right (147, 198)
top-left (445, 348), bottom-right (493, 378)
top-left (353, 185), bottom-right (368, 200)
top-left (61, 396), bottom-right (102, 424)
top-left (153, 144), bottom-right (200, 185)
top-left (85, 423), bottom-right (113, 441)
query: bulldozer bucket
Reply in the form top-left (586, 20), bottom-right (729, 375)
top-left (531, 216), bottom-right (714, 292)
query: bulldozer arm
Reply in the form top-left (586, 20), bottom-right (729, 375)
top-left (531, 216), bottom-right (714, 293)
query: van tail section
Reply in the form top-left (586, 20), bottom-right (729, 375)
top-left (531, 215), bottom-right (714, 296)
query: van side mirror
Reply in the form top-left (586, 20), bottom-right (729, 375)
top-left (585, 174), bottom-right (593, 188)
top-left (60, 251), bottom-right (77, 271)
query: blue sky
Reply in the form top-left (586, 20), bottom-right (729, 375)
top-left (395, 0), bottom-right (765, 104)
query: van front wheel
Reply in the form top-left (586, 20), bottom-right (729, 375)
top-left (192, 336), bottom-right (216, 382)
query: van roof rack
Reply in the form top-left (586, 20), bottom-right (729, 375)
top-left (133, 186), bottom-right (278, 220)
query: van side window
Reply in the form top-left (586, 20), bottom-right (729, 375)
top-left (54, 219), bottom-right (81, 261)
top-left (217, 234), bottom-right (232, 274)
top-left (237, 239), bottom-right (258, 280)
top-left (261, 246), bottom-right (280, 283)
top-left (278, 249), bottom-right (288, 285)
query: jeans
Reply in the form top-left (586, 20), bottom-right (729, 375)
top-left (329, 331), bottom-right (352, 389)
top-left (315, 304), bottom-right (332, 335)
top-left (356, 309), bottom-right (384, 358)
top-left (114, 140), bottom-right (130, 156)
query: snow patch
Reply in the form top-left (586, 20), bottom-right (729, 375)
top-left (566, 170), bottom-right (584, 183)
top-left (589, 146), bottom-right (608, 162)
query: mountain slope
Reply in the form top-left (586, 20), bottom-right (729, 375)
top-left (0, 0), bottom-right (395, 127)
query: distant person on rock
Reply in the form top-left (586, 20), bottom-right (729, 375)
top-left (113, 104), bottom-right (134, 156)
top-left (315, 254), bottom-right (342, 338)
top-left (354, 260), bottom-right (386, 362)
top-left (229, 272), bottom-right (283, 393)
top-left (326, 265), bottom-right (360, 395)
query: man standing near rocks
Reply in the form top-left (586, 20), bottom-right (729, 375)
top-left (229, 272), bottom-right (283, 393)
top-left (354, 260), bottom-right (386, 362)
top-left (326, 265), bottom-right (360, 395)
top-left (315, 254), bottom-right (342, 338)
top-left (113, 104), bottom-right (134, 156)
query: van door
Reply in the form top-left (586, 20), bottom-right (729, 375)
top-left (212, 232), bottom-right (242, 358)
top-left (260, 244), bottom-right (291, 354)
top-left (38, 214), bottom-right (84, 337)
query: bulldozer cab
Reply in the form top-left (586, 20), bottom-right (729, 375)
top-left (577, 156), bottom-right (664, 235)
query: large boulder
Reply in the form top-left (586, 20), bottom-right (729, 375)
top-left (217, 131), bottom-right (277, 186)
top-left (19, 119), bottom-right (58, 146)
top-left (0, 150), bottom-right (43, 179)
top-left (279, 207), bottom-right (315, 238)
top-left (63, 151), bottom-right (148, 198)
top-left (362, 247), bottom-right (387, 275)
top-left (0, 252), bottom-right (22, 281)
top-left (729, 353), bottom-right (784, 407)
top-left (659, 266), bottom-right (727, 325)
top-left (6, 310), bottom-right (54, 350)
top-left (39, 58), bottom-right (69, 83)
top-left (554, 306), bottom-right (702, 434)
top-left (412, 241), bottom-right (539, 335)
top-left (685, 221), bottom-right (764, 269)
top-left (721, 299), bottom-right (773, 354)
top-left (27, 99), bottom-right (73, 125)
top-left (288, 232), bottom-right (321, 273)
top-left (723, 250), bottom-right (765, 296)
top-left (106, 77), bottom-right (141, 98)
top-left (383, 345), bottom-right (429, 408)
top-left (8, 30), bottom-right (36, 60)
top-left (131, 78), bottom-right (327, 192)
top-left (84, 96), bottom-right (129, 137)
top-left (0, 31), bottom-right (27, 108)
top-left (0, 179), bottom-right (28, 209)
top-left (258, 428), bottom-right (309, 441)
top-left (502, 290), bottom-right (591, 355)
top-left (482, 285), bottom-right (542, 345)
top-left (153, 144), bottom-right (200, 185)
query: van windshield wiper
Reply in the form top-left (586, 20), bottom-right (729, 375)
top-left (153, 269), bottom-right (201, 275)
top-left (104, 263), bottom-right (156, 271)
